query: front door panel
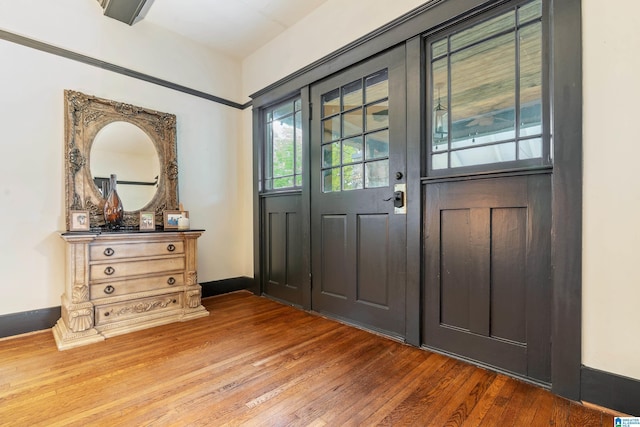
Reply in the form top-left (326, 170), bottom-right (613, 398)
top-left (423, 174), bottom-right (551, 382)
top-left (310, 46), bottom-right (407, 338)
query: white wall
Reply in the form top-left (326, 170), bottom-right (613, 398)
top-left (0, 0), bottom-right (240, 101)
top-left (0, 0), bottom-right (249, 315)
top-left (242, 0), bottom-right (429, 98)
top-left (241, 0), bottom-right (640, 383)
top-left (582, 0), bottom-right (640, 381)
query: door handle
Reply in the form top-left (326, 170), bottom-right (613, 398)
top-left (394, 183), bottom-right (407, 214)
top-left (383, 184), bottom-right (407, 213)
top-left (393, 191), bottom-right (404, 208)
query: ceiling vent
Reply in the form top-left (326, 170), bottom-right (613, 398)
top-left (97, 0), bottom-right (149, 25)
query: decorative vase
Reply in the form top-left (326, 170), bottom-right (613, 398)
top-left (104, 174), bottom-right (124, 229)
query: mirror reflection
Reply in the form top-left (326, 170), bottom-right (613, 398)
top-left (90, 121), bottom-right (160, 211)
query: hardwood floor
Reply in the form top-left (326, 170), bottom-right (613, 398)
top-left (0, 291), bottom-right (616, 426)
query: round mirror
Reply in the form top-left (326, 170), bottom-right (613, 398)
top-left (90, 121), bottom-right (160, 212)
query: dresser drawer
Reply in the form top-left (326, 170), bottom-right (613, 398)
top-left (90, 257), bottom-right (185, 281)
top-left (90, 240), bottom-right (184, 261)
top-left (95, 293), bottom-right (182, 326)
top-left (90, 273), bottom-right (184, 299)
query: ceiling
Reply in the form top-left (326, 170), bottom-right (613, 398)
top-left (138, 0), bottom-right (329, 59)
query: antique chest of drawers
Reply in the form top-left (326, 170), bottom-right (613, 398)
top-left (53, 230), bottom-right (208, 350)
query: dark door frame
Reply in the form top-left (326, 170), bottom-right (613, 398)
top-left (251, 0), bottom-right (582, 400)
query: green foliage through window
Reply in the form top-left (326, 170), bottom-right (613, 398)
top-left (264, 98), bottom-right (302, 190)
top-left (320, 69), bottom-right (390, 193)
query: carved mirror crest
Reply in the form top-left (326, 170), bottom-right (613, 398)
top-left (64, 90), bottom-right (178, 230)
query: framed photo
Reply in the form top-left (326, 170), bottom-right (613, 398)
top-left (69, 210), bottom-right (90, 231)
top-left (139, 211), bottom-right (156, 231)
top-left (163, 210), bottom-right (188, 230)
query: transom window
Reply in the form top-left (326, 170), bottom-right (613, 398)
top-left (264, 98), bottom-right (302, 191)
top-left (428, 0), bottom-right (546, 174)
top-left (320, 69), bottom-right (390, 192)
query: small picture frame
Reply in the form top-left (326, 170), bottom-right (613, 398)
top-left (163, 210), bottom-right (188, 230)
top-left (69, 210), bottom-right (90, 231)
top-left (139, 211), bottom-right (156, 231)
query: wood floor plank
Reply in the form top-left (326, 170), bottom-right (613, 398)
top-left (431, 368), bottom-right (497, 426)
top-left (375, 357), bottom-right (475, 425)
top-left (550, 394), bottom-right (572, 427)
top-left (345, 351), bottom-right (451, 425)
top-left (568, 400), bottom-right (605, 427)
top-left (0, 291), bottom-right (617, 426)
top-left (462, 374), bottom-right (509, 426)
top-left (525, 387), bottom-right (561, 425)
top-left (418, 367), bottom-right (494, 426)
top-left (286, 342), bottom-right (419, 425)
top-left (323, 349), bottom-right (438, 426)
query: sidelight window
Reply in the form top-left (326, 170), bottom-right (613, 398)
top-left (428, 0), bottom-right (547, 174)
top-left (264, 98), bottom-right (303, 190)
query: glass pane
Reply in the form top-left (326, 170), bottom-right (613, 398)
top-left (365, 160), bottom-right (389, 188)
top-left (272, 102), bottom-right (294, 120)
top-left (432, 152), bottom-right (448, 170)
top-left (342, 137), bottom-right (363, 165)
top-left (322, 88), bottom-right (340, 117)
top-left (295, 112), bottom-right (303, 174)
top-left (432, 38), bottom-right (448, 58)
top-left (323, 116), bottom-right (341, 142)
top-left (450, 33), bottom-right (516, 149)
top-left (266, 111), bottom-right (273, 122)
top-left (519, 138), bottom-right (542, 159)
top-left (365, 130), bottom-right (389, 160)
top-left (343, 108), bottom-right (363, 138)
top-left (365, 69), bottom-right (388, 103)
top-left (450, 11), bottom-right (515, 51)
top-left (519, 0), bottom-right (542, 24)
top-left (322, 142), bottom-right (341, 168)
top-left (265, 124), bottom-right (273, 179)
top-left (295, 175), bottom-right (302, 187)
top-left (520, 22), bottom-right (542, 136)
top-left (273, 176), bottom-right (294, 189)
top-left (432, 58), bottom-right (448, 149)
top-left (342, 79), bottom-right (363, 111)
top-left (365, 100), bottom-right (389, 131)
top-left (342, 164), bottom-right (363, 191)
top-left (272, 115), bottom-right (295, 178)
top-left (294, 98), bottom-right (302, 112)
top-left (450, 142), bottom-right (516, 168)
top-left (322, 167), bottom-right (341, 193)
top-left (433, 139), bottom-right (447, 153)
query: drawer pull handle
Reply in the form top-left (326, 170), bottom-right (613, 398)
top-left (104, 266), bottom-right (115, 276)
top-left (167, 244), bottom-right (176, 252)
top-left (104, 285), bottom-right (115, 294)
top-left (103, 247), bottom-right (115, 257)
top-left (167, 277), bottom-right (176, 285)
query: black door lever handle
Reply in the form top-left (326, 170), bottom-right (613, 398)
top-left (384, 191), bottom-right (405, 208)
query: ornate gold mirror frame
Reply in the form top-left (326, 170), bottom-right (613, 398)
top-left (64, 90), bottom-right (178, 230)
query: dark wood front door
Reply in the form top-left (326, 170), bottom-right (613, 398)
top-left (310, 46), bottom-right (407, 338)
top-left (423, 174), bottom-right (551, 382)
